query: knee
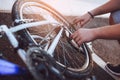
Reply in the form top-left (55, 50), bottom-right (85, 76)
top-left (109, 10), bottom-right (120, 25)
top-left (109, 14), bottom-right (115, 25)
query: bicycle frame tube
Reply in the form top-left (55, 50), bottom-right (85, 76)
top-left (47, 28), bottom-right (63, 57)
top-left (0, 25), bottom-right (18, 48)
top-left (1, 20), bottom-right (64, 57)
top-left (0, 25), bottom-right (26, 63)
top-left (10, 20), bottom-right (59, 32)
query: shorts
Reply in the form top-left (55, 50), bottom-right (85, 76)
top-left (111, 10), bottom-right (120, 24)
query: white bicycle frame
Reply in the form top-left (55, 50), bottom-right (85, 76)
top-left (0, 20), bottom-right (63, 64)
top-left (0, 20), bottom-right (92, 71)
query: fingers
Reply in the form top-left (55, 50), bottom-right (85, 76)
top-left (73, 18), bottom-right (82, 26)
top-left (71, 31), bottom-right (83, 46)
top-left (71, 36), bottom-right (83, 46)
top-left (71, 31), bottom-right (78, 40)
top-left (72, 17), bottom-right (86, 27)
top-left (73, 18), bottom-right (82, 25)
top-left (72, 13), bottom-right (92, 27)
top-left (77, 40), bottom-right (84, 46)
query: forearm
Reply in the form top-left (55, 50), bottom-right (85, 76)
top-left (90, 0), bottom-right (120, 16)
top-left (94, 24), bottom-right (120, 40)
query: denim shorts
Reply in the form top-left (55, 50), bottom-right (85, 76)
top-left (111, 10), bottom-right (120, 24)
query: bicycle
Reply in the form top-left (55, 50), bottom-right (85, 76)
top-left (0, 0), bottom-right (93, 80)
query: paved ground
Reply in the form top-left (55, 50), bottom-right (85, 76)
top-left (0, 13), bottom-right (120, 80)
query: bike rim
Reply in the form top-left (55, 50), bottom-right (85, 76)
top-left (18, 1), bottom-right (90, 72)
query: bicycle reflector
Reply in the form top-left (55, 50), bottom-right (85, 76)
top-left (0, 59), bottom-right (26, 75)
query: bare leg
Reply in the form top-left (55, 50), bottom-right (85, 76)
top-left (109, 14), bottom-right (115, 25)
top-left (105, 11), bottom-right (120, 77)
top-left (109, 10), bottom-right (120, 44)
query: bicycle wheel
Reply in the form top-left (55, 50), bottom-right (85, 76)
top-left (12, 0), bottom-right (93, 79)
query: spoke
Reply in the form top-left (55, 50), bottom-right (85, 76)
top-left (39, 26), bottom-right (56, 44)
top-left (19, 1), bottom-right (90, 72)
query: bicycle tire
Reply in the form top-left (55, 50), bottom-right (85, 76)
top-left (12, 0), bottom-right (93, 79)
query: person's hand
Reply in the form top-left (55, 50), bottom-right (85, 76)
top-left (73, 12), bottom-right (93, 27)
top-left (71, 28), bottom-right (96, 45)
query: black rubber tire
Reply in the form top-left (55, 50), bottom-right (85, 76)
top-left (12, 0), bottom-right (93, 79)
